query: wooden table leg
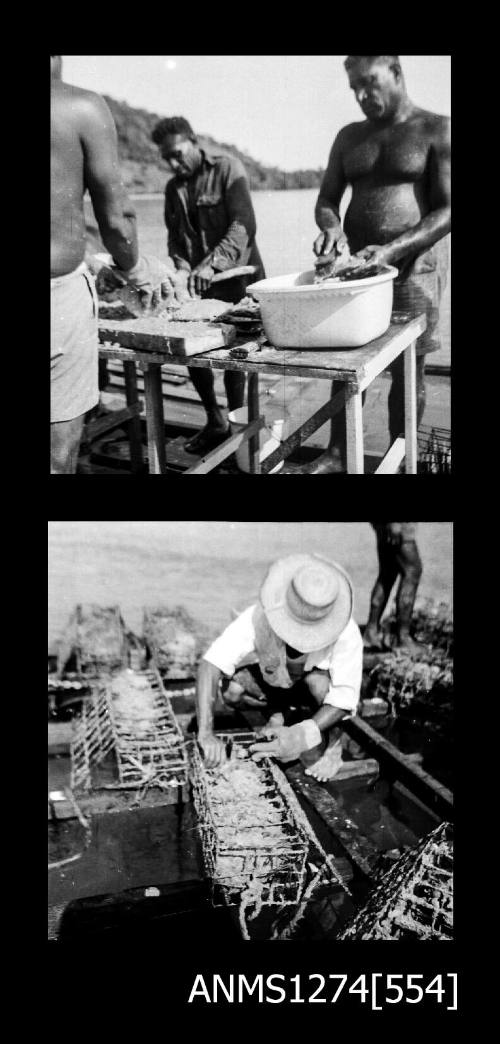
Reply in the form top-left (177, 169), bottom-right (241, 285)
top-left (345, 386), bottom-right (364, 474)
top-left (404, 341), bottom-right (418, 474)
top-left (247, 372), bottom-right (261, 474)
top-left (141, 363), bottom-right (167, 475)
top-left (123, 361), bottom-right (144, 474)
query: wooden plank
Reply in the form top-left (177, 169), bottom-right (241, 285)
top-left (374, 436), bottom-right (406, 475)
top-left (98, 320), bottom-right (235, 359)
top-left (123, 361), bottom-right (144, 473)
top-left (357, 315), bottom-right (427, 391)
top-left (85, 402), bottom-right (143, 442)
top-left (184, 417), bottom-right (265, 474)
top-left (247, 372), bottom-right (260, 474)
top-left (404, 341), bottom-right (418, 474)
top-left (48, 722), bottom-right (73, 755)
top-left (141, 364), bottom-right (167, 474)
top-left (344, 716), bottom-right (453, 817)
top-left (345, 387), bottom-right (364, 473)
top-left (285, 763), bottom-right (378, 878)
top-left (187, 316), bottom-right (428, 386)
top-left (261, 388), bottom-right (346, 474)
top-left (99, 317), bottom-right (426, 386)
top-left (331, 758), bottom-right (379, 781)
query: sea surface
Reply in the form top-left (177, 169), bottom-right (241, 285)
top-left (48, 521), bottom-right (453, 647)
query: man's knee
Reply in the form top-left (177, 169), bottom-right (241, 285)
top-left (50, 416), bottom-right (84, 474)
top-left (399, 541), bottom-right (423, 581)
top-left (222, 679), bottom-right (246, 708)
top-left (304, 671), bottom-right (330, 703)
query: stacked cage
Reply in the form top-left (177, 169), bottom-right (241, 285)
top-left (339, 822), bottom-right (453, 941)
top-left (189, 734), bottom-right (309, 907)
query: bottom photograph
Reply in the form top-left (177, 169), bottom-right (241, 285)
top-left (48, 521), bottom-right (453, 943)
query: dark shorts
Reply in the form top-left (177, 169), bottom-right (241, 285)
top-left (223, 663), bottom-right (326, 725)
top-left (393, 239), bottom-right (449, 358)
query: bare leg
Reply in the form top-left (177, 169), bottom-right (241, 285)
top-left (300, 381), bottom-right (367, 474)
top-left (389, 354), bottom-right (426, 442)
top-left (50, 414), bottom-right (85, 474)
top-left (185, 367), bottom-right (230, 454)
top-left (364, 532), bottom-right (400, 649)
top-left (224, 370), bottom-right (245, 412)
top-left (297, 671), bottom-right (345, 780)
top-left (394, 539), bottom-right (423, 651)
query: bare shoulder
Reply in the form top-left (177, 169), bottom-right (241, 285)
top-left (336, 121), bottom-right (367, 149)
top-left (54, 82), bottom-right (113, 129)
top-left (413, 108), bottom-right (450, 144)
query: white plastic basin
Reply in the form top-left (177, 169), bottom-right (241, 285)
top-left (247, 266), bottom-right (398, 349)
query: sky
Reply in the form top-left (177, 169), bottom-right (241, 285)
top-left (61, 55), bottom-right (451, 171)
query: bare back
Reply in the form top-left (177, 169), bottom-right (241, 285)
top-left (51, 80), bottom-right (138, 278)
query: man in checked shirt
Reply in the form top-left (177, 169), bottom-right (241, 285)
top-left (152, 116), bottom-right (265, 456)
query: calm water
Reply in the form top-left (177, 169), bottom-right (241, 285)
top-left (85, 188), bottom-right (450, 362)
top-left (48, 522), bottom-right (453, 647)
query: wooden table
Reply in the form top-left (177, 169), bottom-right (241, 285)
top-left (98, 313), bottom-right (426, 475)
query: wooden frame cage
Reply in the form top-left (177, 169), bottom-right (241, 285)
top-left (70, 667), bottom-right (188, 792)
top-left (189, 733), bottom-right (312, 908)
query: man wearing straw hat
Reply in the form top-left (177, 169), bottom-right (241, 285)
top-left (196, 553), bottom-right (363, 781)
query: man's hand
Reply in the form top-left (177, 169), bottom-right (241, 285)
top-left (188, 261), bottom-right (215, 298)
top-left (353, 244), bottom-right (397, 269)
top-left (96, 255), bottom-right (179, 312)
top-left (198, 731), bottom-right (226, 769)
top-left (313, 227), bottom-right (349, 260)
top-left (173, 269), bottom-right (192, 303)
top-left (250, 720), bottom-right (321, 764)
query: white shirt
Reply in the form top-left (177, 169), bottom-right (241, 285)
top-left (203, 604), bottom-right (363, 714)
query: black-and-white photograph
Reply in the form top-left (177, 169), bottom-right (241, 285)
top-left (48, 522), bottom-right (453, 945)
top-left (50, 55), bottom-right (451, 476)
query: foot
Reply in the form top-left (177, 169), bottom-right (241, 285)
top-left (184, 423), bottom-right (230, 455)
top-left (302, 735), bottom-right (344, 782)
top-left (297, 450), bottom-right (346, 475)
top-left (394, 634), bottom-right (422, 656)
top-left (363, 626), bottom-right (385, 651)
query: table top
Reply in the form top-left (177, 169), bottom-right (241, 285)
top-left (99, 313), bottom-right (426, 389)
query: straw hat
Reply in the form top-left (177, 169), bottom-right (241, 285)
top-left (260, 553), bottom-right (353, 653)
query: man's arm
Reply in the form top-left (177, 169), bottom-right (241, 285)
top-left (356, 117), bottom-right (451, 267)
top-left (196, 660), bottom-right (225, 767)
top-left (314, 130), bottom-right (349, 257)
top-left (189, 158), bottom-right (256, 295)
top-left (79, 93), bottom-right (139, 271)
top-left (164, 183), bottom-right (192, 273)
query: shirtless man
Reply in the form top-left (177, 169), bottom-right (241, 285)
top-left (51, 56), bottom-right (176, 473)
top-left (308, 55), bottom-right (451, 474)
top-left (364, 523), bottom-right (422, 653)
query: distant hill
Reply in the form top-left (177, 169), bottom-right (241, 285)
top-left (104, 95), bottom-right (324, 193)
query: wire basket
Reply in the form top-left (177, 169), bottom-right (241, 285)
top-left (71, 666), bottom-right (188, 792)
top-left (189, 733), bottom-right (310, 908)
top-left (417, 426), bottom-right (451, 474)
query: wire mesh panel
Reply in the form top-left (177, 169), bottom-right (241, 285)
top-left (418, 426), bottom-right (451, 474)
top-left (339, 821), bottom-right (453, 941)
top-left (190, 733), bottom-right (310, 907)
top-left (70, 667), bottom-right (187, 791)
top-left (105, 667), bottom-right (188, 788)
top-left (70, 689), bottom-right (115, 790)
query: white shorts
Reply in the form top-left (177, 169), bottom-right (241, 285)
top-left (51, 262), bottom-right (99, 423)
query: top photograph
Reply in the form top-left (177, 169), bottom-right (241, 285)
top-left (50, 55), bottom-right (451, 476)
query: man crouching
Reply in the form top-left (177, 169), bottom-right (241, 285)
top-left (196, 553), bottom-right (362, 781)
